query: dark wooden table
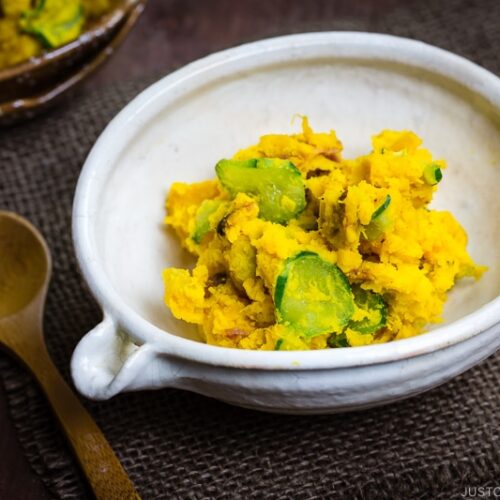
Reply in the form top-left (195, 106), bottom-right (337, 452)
top-left (0, 1), bottom-right (406, 498)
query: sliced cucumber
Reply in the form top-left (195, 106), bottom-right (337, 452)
top-left (349, 285), bottom-right (387, 334)
top-left (227, 237), bottom-right (257, 295)
top-left (372, 194), bottom-right (391, 219)
top-left (192, 199), bottom-right (226, 243)
top-left (274, 252), bottom-right (354, 337)
top-left (423, 163), bottom-right (443, 185)
top-left (327, 332), bottom-right (349, 348)
top-left (215, 158), bottom-right (306, 224)
top-left (20, 0), bottom-right (84, 48)
top-left (365, 195), bottom-right (391, 240)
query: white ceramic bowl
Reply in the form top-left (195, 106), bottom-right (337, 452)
top-left (71, 32), bottom-right (500, 414)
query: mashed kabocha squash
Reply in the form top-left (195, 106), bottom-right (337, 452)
top-left (163, 118), bottom-right (485, 350)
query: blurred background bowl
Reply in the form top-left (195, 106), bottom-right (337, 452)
top-left (0, 0), bottom-right (146, 126)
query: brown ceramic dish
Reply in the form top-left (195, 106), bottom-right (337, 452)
top-left (0, 0), bottom-right (146, 126)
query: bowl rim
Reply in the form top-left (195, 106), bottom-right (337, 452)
top-left (72, 31), bottom-right (500, 371)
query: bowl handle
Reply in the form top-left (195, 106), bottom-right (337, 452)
top-left (71, 314), bottom-right (178, 400)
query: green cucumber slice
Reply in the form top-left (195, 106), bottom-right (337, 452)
top-left (215, 158), bottom-right (306, 224)
top-left (349, 285), bottom-right (387, 334)
top-left (327, 332), bottom-right (349, 348)
top-left (365, 195), bottom-right (391, 240)
top-left (20, 0), bottom-right (84, 48)
top-left (192, 199), bottom-right (226, 243)
top-left (423, 163), bottom-right (443, 185)
top-left (274, 252), bottom-right (354, 337)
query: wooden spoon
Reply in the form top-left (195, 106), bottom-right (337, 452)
top-left (0, 211), bottom-right (140, 499)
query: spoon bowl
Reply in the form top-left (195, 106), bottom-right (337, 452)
top-left (0, 211), bottom-right (139, 499)
top-left (0, 212), bottom-right (50, 318)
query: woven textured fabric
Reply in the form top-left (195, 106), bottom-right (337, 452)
top-left (1, 0), bottom-right (499, 498)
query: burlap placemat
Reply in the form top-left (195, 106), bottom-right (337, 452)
top-left (1, 1), bottom-right (499, 498)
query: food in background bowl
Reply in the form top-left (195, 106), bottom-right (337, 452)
top-left (0, 0), bottom-right (114, 70)
top-left (163, 118), bottom-right (485, 351)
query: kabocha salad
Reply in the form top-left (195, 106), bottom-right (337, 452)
top-left (162, 118), bottom-right (485, 350)
top-left (0, 0), bottom-right (115, 70)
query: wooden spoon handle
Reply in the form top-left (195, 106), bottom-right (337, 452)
top-left (32, 346), bottom-right (140, 499)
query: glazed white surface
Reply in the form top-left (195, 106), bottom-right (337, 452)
top-left (72, 32), bottom-right (500, 411)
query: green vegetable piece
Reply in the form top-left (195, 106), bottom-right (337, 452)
top-left (275, 251), bottom-right (354, 337)
top-left (423, 163), bottom-right (443, 185)
top-left (227, 237), bottom-right (257, 293)
top-left (274, 338), bottom-right (284, 350)
top-left (365, 195), bottom-right (391, 240)
top-left (20, 0), bottom-right (84, 49)
top-left (327, 332), bottom-right (349, 348)
top-left (192, 199), bottom-right (225, 243)
top-left (349, 285), bottom-right (387, 334)
top-left (372, 194), bottom-right (391, 219)
top-left (215, 158), bottom-right (306, 224)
